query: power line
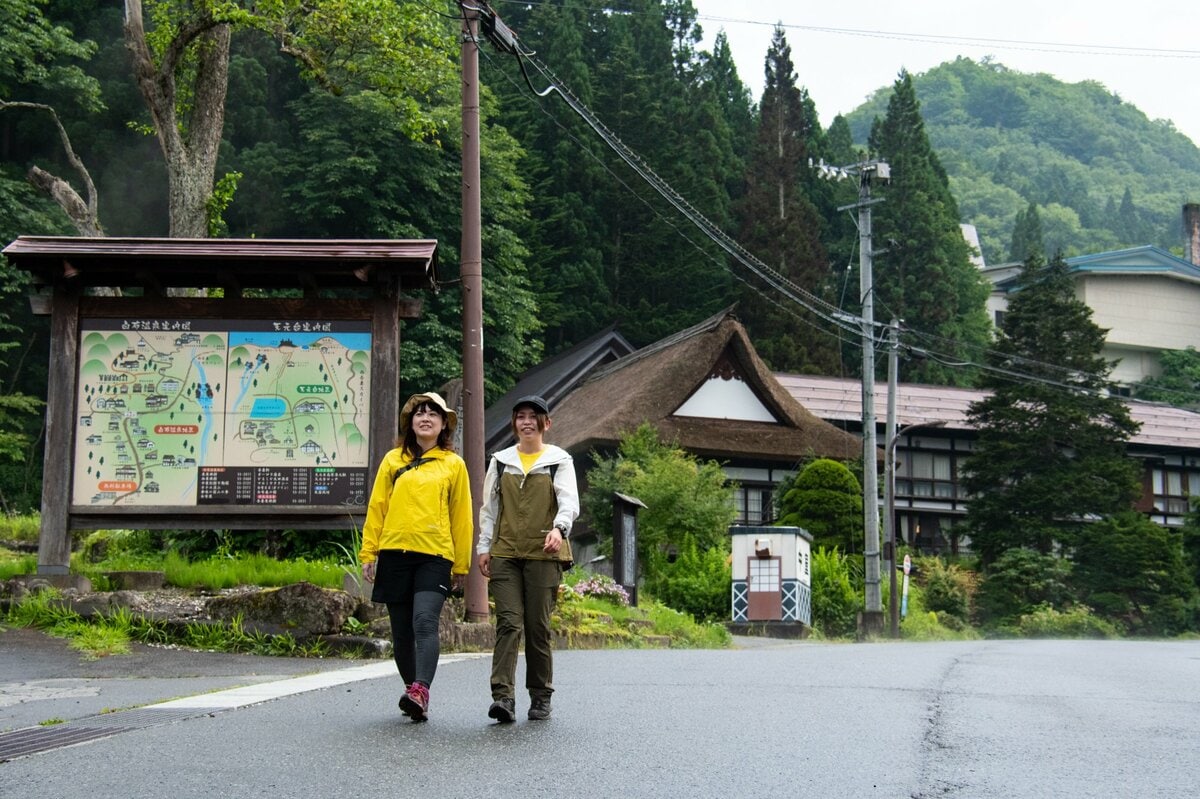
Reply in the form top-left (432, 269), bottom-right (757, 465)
top-left (490, 1), bottom-right (1200, 60)
top-left (471, 3), bottom-right (1198, 407)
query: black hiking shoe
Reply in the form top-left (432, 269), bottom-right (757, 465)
top-left (528, 697), bottom-right (552, 720)
top-left (488, 698), bottom-right (516, 723)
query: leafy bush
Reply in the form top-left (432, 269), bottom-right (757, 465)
top-left (643, 534), bottom-right (730, 623)
top-left (1072, 512), bottom-right (1197, 636)
top-left (919, 557), bottom-right (974, 622)
top-left (1014, 604), bottom-right (1120, 639)
top-left (975, 548), bottom-right (1074, 626)
top-left (810, 547), bottom-right (860, 638)
top-left (583, 424), bottom-right (735, 570)
top-left (776, 459), bottom-right (863, 553)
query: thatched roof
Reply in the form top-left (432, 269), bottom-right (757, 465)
top-left (547, 309), bottom-right (865, 463)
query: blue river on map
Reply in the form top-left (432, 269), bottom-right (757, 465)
top-left (177, 332), bottom-right (368, 500)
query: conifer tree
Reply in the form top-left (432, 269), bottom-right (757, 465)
top-left (867, 71), bottom-right (992, 385)
top-left (1008, 201), bottom-right (1045, 262)
top-left (734, 27), bottom-right (841, 374)
top-left (963, 253), bottom-right (1141, 565)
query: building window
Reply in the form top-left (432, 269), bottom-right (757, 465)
top-left (1152, 468), bottom-right (1200, 514)
top-left (895, 451), bottom-right (956, 499)
top-left (749, 557), bottom-right (780, 592)
top-left (732, 485), bottom-right (776, 525)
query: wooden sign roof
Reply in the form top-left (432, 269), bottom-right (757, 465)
top-left (2, 236), bottom-right (439, 291)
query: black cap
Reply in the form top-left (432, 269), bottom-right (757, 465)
top-left (513, 394), bottom-right (550, 415)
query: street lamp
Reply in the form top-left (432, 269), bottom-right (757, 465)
top-left (886, 420), bottom-right (946, 638)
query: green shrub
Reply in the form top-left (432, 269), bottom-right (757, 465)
top-left (1072, 512), bottom-right (1198, 636)
top-left (1014, 604), bottom-right (1120, 639)
top-left (776, 460), bottom-right (863, 553)
top-left (643, 534), bottom-right (730, 623)
top-left (919, 557), bottom-right (973, 622)
top-left (976, 548), bottom-right (1074, 626)
top-left (810, 547), bottom-right (860, 638)
top-left (898, 582), bottom-right (980, 641)
top-left (79, 529), bottom-right (161, 563)
top-left (582, 424), bottom-right (735, 570)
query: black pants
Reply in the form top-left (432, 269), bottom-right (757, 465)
top-left (372, 550), bottom-right (451, 686)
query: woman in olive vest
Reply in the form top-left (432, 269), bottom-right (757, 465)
top-left (477, 395), bottom-right (579, 722)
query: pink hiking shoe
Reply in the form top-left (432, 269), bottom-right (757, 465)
top-left (399, 682), bottom-right (429, 722)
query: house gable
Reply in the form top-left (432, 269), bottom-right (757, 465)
top-left (673, 349), bottom-right (780, 423)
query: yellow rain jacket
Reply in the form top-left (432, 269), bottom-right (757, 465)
top-left (359, 446), bottom-right (474, 575)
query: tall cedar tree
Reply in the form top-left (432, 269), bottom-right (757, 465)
top-left (489, 0), bottom-right (736, 350)
top-left (599, 0), bottom-right (731, 345)
top-left (734, 27), bottom-right (840, 374)
top-left (962, 253), bottom-right (1141, 565)
top-left (1008, 201), bottom-right (1045, 262)
top-left (868, 71), bottom-right (992, 385)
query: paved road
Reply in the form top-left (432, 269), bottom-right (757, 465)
top-left (2, 631), bottom-right (1198, 798)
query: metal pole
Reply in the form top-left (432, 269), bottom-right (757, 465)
top-left (885, 319), bottom-right (899, 638)
top-left (860, 171), bottom-right (882, 632)
top-left (886, 419), bottom-right (946, 638)
top-left (460, 6), bottom-right (488, 622)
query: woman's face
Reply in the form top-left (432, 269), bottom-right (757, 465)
top-left (513, 407), bottom-right (546, 445)
top-left (411, 403), bottom-right (445, 445)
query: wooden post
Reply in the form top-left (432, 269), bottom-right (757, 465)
top-left (38, 284), bottom-right (80, 574)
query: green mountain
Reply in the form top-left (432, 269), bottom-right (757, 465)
top-left (843, 57), bottom-right (1200, 265)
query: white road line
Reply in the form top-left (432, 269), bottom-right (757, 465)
top-left (149, 654), bottom-right (486, 710)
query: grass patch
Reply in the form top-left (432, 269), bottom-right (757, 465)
top-left (0, 513), bottom-right (41, 543)
top-left (0, 551), bottom-right (36, 580)
top-left (161, 551), bottom-right (343, 590)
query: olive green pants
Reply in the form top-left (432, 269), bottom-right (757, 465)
top-left (488, 557), bottom-right (562, 701)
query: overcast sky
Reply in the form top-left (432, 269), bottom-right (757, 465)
top-left (689, 0), bottom-right (1200, 147)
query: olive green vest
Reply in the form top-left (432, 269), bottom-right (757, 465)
top-left (489, 468), bottom-right (574, 564)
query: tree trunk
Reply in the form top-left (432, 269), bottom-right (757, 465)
top-left (124, 1), bottom-right (230, 239)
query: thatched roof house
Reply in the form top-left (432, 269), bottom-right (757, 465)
top-left (545, 309), bottom-right (863, 464)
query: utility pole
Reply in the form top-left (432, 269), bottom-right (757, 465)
top-left (459, 3), bottom-right (487, 622)
top-left (884, 318), bottom-right (899, 638)
top-left (831, 159), bottom-right (890, 636)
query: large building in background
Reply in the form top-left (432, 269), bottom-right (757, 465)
top-left (979, 204), bottom-right (1200, 388)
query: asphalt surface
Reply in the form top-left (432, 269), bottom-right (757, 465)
top-left (4, 628), bottom-right (1199, 798)
top-left (0, 624), bottom-right (782, 733)
top-left (0, 626), bottom-right (379, 732)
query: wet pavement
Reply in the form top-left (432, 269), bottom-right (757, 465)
top-left (0, 626), bottom-right (375, 732)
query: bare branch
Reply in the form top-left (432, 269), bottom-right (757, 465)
top-left (0, 100), bottom-right (104, 237)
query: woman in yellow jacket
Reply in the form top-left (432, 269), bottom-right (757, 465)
top-left (359, 391), bottom-right (472, 722)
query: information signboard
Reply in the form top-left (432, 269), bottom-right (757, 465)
top-left (73, 318), bottom-right (371, 507)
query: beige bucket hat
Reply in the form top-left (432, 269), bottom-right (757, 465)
top-left (400, 391), bottom-right (458, 434)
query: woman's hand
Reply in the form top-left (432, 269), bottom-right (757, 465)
top-left (362, 560), bottom-right (376, 583)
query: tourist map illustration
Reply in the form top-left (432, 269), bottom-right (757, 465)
top-left (74, 319), bottom-right (371, 507)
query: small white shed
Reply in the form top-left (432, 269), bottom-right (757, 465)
top-left (730, 525), bottom-right (811, 625)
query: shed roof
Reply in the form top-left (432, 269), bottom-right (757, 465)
top-left (484, 326), bottom-right (635, 452)
top-left (547, 310), bottom-right (864, 463)
top-left (2, 236), bottom-right (438, 291)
